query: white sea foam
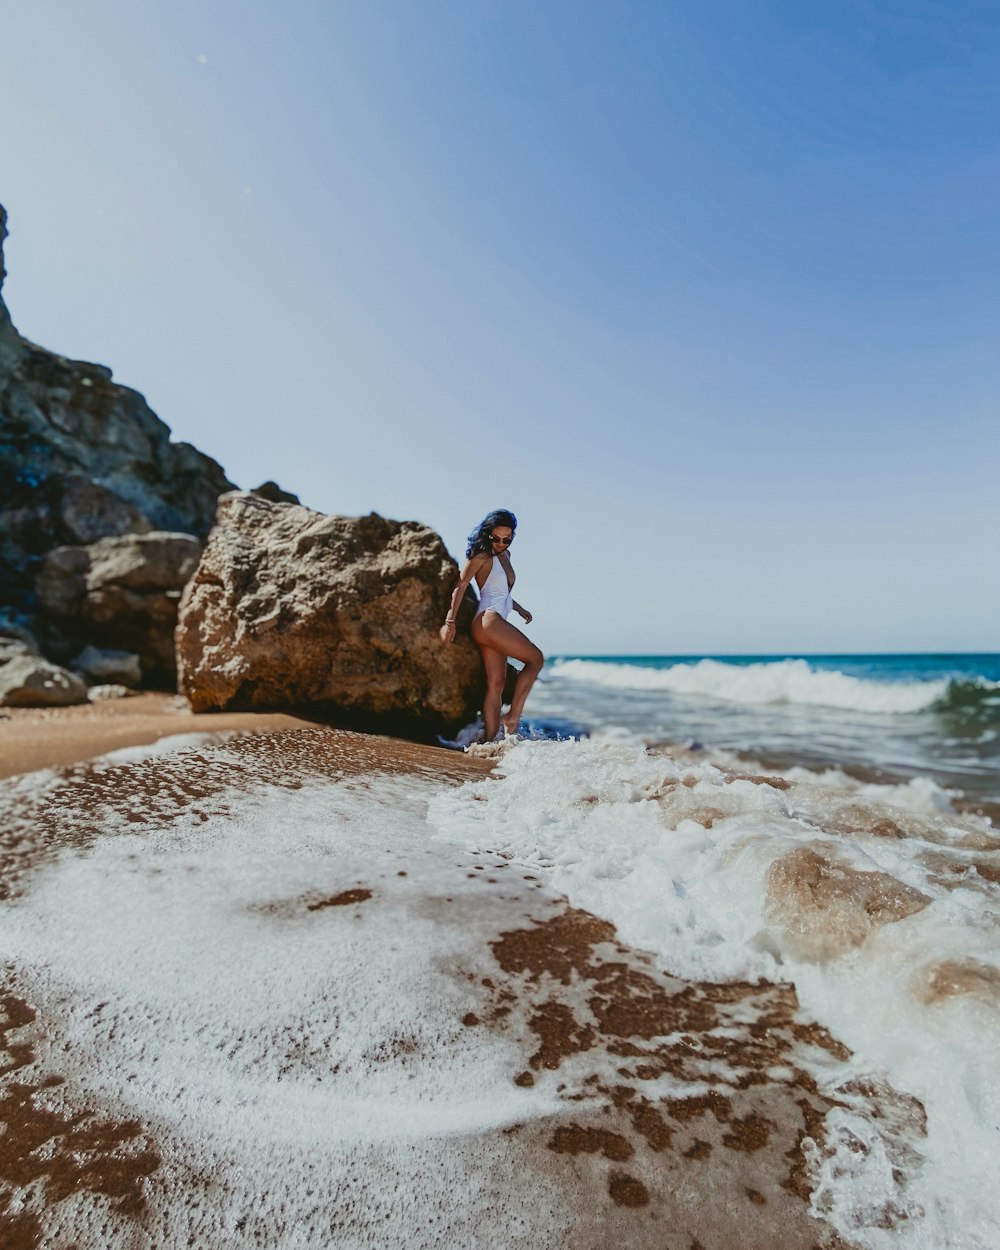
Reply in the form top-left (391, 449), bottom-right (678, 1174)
top-left (2, 771), bottom-right (582, 1247)
top-left (549, 657), bottom-right (949, 714)
top-left (5, 734), bottom-right (998, 1247)
top-left (780, 765), bottom-right (959, 814)
top-left (429, 737), bottom-right (1000, 1250)
top-left (92, 730), bottom-right (240, 765)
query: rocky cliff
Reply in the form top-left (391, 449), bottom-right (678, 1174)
top-left (0, 205), bottom-right (479, 733)
top-left (0, 203), bottom-right (235, 632)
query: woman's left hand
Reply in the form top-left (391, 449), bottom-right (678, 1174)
top-left (518, 607), bottom-right (533, 624)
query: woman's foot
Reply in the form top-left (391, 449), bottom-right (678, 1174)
top-left (502, 713), bottom-right (521, 738)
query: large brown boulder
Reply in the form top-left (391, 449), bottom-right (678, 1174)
top-left (176, 493), bottom-right (484, 738)
top-left (36, 532), bottom-right (202, 686)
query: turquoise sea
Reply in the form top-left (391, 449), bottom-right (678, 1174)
top-left (530, 653), bottom-right (1000, 809)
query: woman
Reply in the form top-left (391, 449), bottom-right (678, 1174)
top-left (439, 509), bottom-right (543, 741)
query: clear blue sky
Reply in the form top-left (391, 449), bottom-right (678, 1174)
top-left (2, 0), bottom-right (997, 654)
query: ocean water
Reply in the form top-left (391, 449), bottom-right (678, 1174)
top-left (463, 652), bottom-right (1000, 1246)
top-left (432, 731), bottom-right (1000, 1250)
top-left (4, 661), bottom-right (1000, 1247)
top-left (528, 654), bottom-right (1000, 809)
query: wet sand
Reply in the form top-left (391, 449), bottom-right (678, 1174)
top-left (0, 691), bottom-right (320, 780)
top-left (0, 718), bottom-right (882, 1248)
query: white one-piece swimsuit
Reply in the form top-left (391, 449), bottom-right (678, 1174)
top-left (476, 555), bottom-right (514, 620)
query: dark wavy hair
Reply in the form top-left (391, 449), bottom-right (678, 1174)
top-left (466, 509), bottom-right (518, 558)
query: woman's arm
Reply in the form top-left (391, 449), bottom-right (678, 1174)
top-left (512, 600), bottom-right (532, 624)
top-left (439, 556), bottom-right (485, 643)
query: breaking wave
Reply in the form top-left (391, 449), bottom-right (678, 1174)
top-left (431, 736), bottom-right (1000, 1250)
top-left (935, 674), bottom-right (1000, 722)
top-left (548, 657), bottom-right (999, 717)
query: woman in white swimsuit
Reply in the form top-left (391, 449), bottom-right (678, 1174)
top-left (439, 509), bottom-right (543, 741)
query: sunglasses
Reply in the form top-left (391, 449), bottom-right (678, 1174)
top-left (489, 534), bottom-right (513, 545)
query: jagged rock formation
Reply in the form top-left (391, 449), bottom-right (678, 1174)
top-left (250, 480), bottom-right (301, 506)
top-left (176, 493), bottom-right (484, 738)
top-left (0, 203), bottom-right (233, 632)
top-left (1, 205), bottom-right (478, 729)
top-left (36, 532), bottom-right (203, 686)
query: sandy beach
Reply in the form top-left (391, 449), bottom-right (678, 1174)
top-left (0, 692), bottom-right (322, 781)
top-left (0, 709), bottom-right (881, 1249)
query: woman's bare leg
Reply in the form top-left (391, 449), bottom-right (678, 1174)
top-left (478, 644), bottom-right (508, 741)
top-left (473, 613), bottom-right (544, 736)
top-left (505, 664), bottom-right (542, 735)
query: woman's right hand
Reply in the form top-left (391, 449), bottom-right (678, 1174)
top-left (439, 621), bottom-right (456, 644)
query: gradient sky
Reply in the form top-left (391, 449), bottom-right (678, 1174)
top-left (2, 0), bottom-right (998, 654)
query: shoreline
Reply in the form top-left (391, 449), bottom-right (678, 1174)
top-left (0, 692), bottom-right (369, 781)
top-left (728, 744), bottom-right (1000, 826)
top-left (1, 720), bottom-right (862, 1249)
top-left (3, 693), bottom-right (995, 830)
